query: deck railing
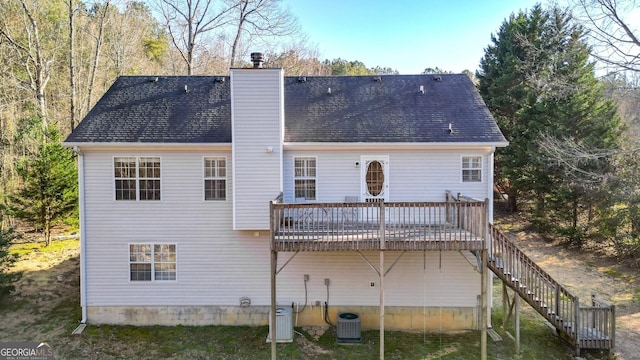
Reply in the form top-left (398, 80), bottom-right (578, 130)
top-left (488, 224), bottom-right (615, 354)
top-left (270, 194), bottom-right (487, 252)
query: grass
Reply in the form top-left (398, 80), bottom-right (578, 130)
top-left (10, 238), bottom-right (79, 257)
top-left (0, 237), bottom-right (613, 360)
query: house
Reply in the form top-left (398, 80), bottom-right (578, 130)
top-left (64, 54), bottom-right (508, 347)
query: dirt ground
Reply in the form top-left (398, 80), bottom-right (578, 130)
top-left (494, 214), bottom-right (640, 360)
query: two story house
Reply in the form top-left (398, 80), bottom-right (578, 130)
top-left (64, 55), bottom-right (508, 339)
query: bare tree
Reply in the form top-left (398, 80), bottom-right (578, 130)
top-left (68, 0), bottom-right (78, 132)
top-left (0, 0), bottom-right (59, 130)
top-left (85, 1), bottom-right (110, 114)
top-left (153, 0), bottom-right (235, 75)
top-left (226, 0), bottom-right (299, 67)
top-left (573, 0), bottom-right (640, 74)
top-left (265, 42), bottom-right (329, 75)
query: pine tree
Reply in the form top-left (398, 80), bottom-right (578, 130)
top-left (477, 5), bottom-right (623, 245)
top-left (0, 208), bottom-right (20, 300)
top-left (10, 126), bottom-right (78, 246)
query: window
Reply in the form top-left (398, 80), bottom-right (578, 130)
top-left (129, 244), bottom-right (176, 281)
top-left (462, 156), bottom-right (482, 182)
top-left (294, 157), bottom-right (316, 200)
top-left (204, 157), bottom-right (226, 200)
top-left (114, 157), bottom-right (161, 201)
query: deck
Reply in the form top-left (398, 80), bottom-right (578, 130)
top-left (270, 195), bottom-right (488, 252)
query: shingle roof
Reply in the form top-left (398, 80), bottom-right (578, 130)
top-left (65, 73), bottom-right (507, 145)
top-left (66, 76), bottom-right (232, 143)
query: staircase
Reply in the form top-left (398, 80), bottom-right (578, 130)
top-left (488, 224), bottom-right (615, 354)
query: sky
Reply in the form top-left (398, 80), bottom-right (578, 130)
top-left (285, 0), bottom-right (555, 74)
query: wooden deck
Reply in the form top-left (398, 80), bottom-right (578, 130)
top-left (270, 196), bottom-right (488, 252)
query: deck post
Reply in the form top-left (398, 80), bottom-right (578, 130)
top-left (575, 296), bottom-right (580, 356)
top-left (502, 282), bottom-right (508, 330)
top-left (379, 201), bottom-right (385, 360)
top-left (270, 249), bottom-right (277, 360)
top-left (380, 250), bottom-right (385, 360)
top-left (514, 291), bottom-right (520, 354)
top-left (481, 248), bottom-right (488, 360)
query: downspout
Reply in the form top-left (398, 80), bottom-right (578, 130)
top-left (73, 146), bottom-right (87, 324)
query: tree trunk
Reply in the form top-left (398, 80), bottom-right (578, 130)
top-left (68, 0), bottom-right (76, 132)
top-left (86, 1), bottom-right (108, 115)
top-left (229, 1), bottom-right (249, 68)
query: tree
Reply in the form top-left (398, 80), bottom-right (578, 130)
top-left (153, 0), bottom-right (235, 75)
top-left (477, 5), bottom-right (623, 245)
top-left (0, 207), bottom-right (21, 301)
top-left (572, 0), bottom-right (640, 75)
top-left (322, 58), bottom-right (397, 75)
top-left (0, 0), bottom-right (64, 130)
top-left (226, 0), bottom-right (299, 68)
top-left (10, 127), bottom-right (78, 247)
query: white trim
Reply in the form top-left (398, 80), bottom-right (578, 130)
top-left (230, 70), bottom-right (237, 230)
top-left (112, 156), bottom-right (163, 202)
top-left (460, 155), bottom-right (483, 183)
top-left (74, 147), bottom-right (87, 323)
top-left (293, 156), bottom-right (317, 201)
top-left (63, 142), bottom-right (231, 151)
top-left (361, 155), bottom-right (390, 201)
top-left (283, 142), bottom-right (508, 151)
top-left (203, 156), bottom-right (228, 202)
top-left (128, 243), bottom-right (177, 282)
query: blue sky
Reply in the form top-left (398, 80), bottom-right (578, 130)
top-left (286, 0), bottom-right (553, 74)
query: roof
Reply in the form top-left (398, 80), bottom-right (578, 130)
top-left (65, 73), bottom-right (507, 145)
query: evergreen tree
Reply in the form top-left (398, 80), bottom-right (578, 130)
top-left (10, 127), bottom-right (78, 246)
top-left (477, 5), bottom-right (623, 245)
top-left (0, 208), bottom-right (21, 300)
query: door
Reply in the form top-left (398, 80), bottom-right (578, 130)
top-left (361, 156), bottom-right (389, 203)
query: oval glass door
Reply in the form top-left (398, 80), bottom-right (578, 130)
top-left (361, 156), bottom-right (388, 202)
top-left (366, 160), bottom-right (384, 196)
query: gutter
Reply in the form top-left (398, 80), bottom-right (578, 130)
top-left (72, 146), bottom-right (88, 328)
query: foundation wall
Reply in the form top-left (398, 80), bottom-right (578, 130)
top-left (88, 305), bottom-right (478, 331)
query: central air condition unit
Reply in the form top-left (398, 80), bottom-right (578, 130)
top-left (337, 312), bottom-right (361, 343)
top-left (267, 307), bottom-right (293, 343)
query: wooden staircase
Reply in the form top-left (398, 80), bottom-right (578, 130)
top-left (487, 224), bottom-right (615, 354)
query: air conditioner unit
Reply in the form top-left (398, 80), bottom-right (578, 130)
top-left (267, 307), bottom-right (293, 343)
top-left (337, 312), bottom-right (361, 343)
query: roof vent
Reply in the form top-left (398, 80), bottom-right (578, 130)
top-left (150, 77), bottom-right (158, 83)
top-left (448, 123), bottom-right (453, 133)
top-left (184, 85), bottom-right (189, 93)
top-left (215, 76), bottom-right (226, 83)
top-left (419, 85), bottom-right (425, 94)
top-left (373, 76), bottom-right (381, 82)
top-left (250, 52), bottom-right (264, 68)
top-left (433, 75), bottom-right (443, 82)
top-left (297, 76), bottom-right (307, 83)
top-left (327, 87), bottom-right (332, 95)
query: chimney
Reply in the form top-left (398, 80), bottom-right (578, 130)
top-left (250, 52), bottom-right (264, 68)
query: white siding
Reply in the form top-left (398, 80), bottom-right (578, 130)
top-left (82, 149), bottom-right (481, 308)
top-left (282, 148), bottom-right (494, 203)
top-left (231, 69), bottom-right (283, 230)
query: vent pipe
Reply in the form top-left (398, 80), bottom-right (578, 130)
top-left (250, 52), bottom-right (264, 68)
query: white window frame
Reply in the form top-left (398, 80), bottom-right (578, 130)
top-left (294, 156), bottom-right (317, 201)
top-left (113, 156), bottom-right (162, 201)
top-left (461, 155), bottom-right (483, 183)
top-left (203, 156), bottom-right (227, 201)
top-left (129, 243), bottom-right (177, 282)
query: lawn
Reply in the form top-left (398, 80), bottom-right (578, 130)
top-left (0, 238), bottom-right (610, 359)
